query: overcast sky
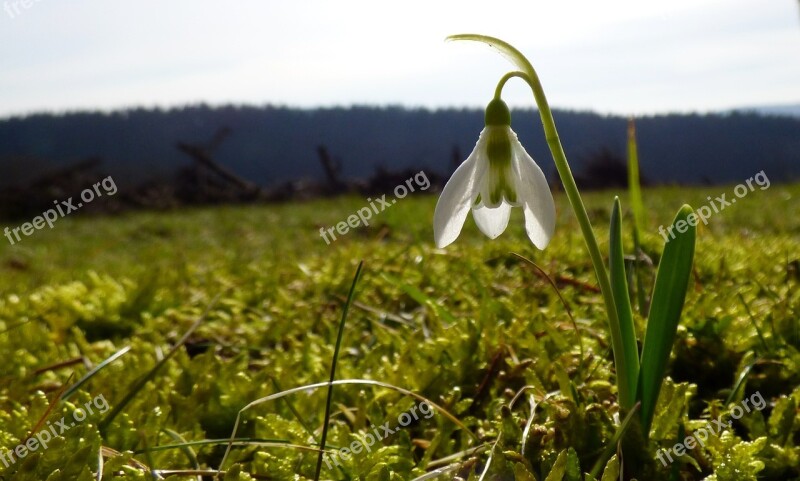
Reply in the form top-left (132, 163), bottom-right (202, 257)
top-left (1, 0), bottom-right (798, 117)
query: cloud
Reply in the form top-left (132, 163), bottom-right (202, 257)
top-left (0, 0), bottom-right (798, 116)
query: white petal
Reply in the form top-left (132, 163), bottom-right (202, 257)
top-left (472, 201), bottom-right (511, 239)
top-left (433, 137), bottom-right (488, 248)
top-left (510, 132), bottom-right (556, 249)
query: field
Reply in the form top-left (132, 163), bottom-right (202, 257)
top-left (1, 184), bottom-right (798, 480)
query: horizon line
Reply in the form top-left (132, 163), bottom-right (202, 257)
top-left (1, 100), bottom-right (799, 122)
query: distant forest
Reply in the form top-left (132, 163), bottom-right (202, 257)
top-left (1, 105), bottom-right (799, 190)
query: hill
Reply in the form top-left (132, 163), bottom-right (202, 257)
top-left (1, 105), bottom-right (798, 190)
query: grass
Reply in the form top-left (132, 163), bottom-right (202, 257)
top-left (0, 184), bottom-right (798, 480)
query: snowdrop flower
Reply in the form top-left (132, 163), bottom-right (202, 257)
top-left (434, 98), bottom-right (555, 249)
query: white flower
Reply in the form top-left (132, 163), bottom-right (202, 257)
top-left (433, 99), bottom-right (556, 249)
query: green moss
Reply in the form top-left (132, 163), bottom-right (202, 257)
top-left (0, 185), bottom-right (798, 479)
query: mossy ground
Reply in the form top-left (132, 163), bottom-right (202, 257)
top-left (1, 185), bottom-right (798, 480)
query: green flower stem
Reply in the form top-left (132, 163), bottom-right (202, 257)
top-left (493, 71), bottom-right (529, 100)
top-left (459, 34), bottom-right (635, 409)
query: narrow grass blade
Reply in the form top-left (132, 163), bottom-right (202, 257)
top-left (737, 292), bottom-right (771, 353)
top-left (424, 445), bottom-right (490, 470)
top-left (1, 319), bottom-right (31, 334)
top-left (724, 358), bottom-right (758, 406)
top-left (520, 395), bottom-right (538, 456)
top-left (383, 273), bottom-right (456, 323)
top-left (271, 377), bottom-right (319, 441)
top-left (627, 119), bottom-right (648, 314)
top-left (23, 373), bottom-right (74, 446)
top-left (410, 465), bottom-right (462, 481)
top-left (589, 402), bottom-right (640, 478)
top-left (511, 252), bottom-right (584, 369)
top-left (135, 437), bottom-right (311, 455)
top-left (219, 378), bottom-right (474, 470)
top-left (638, 205), bottom-right (696, 436)
top-left (137, 431), bottom-right (159, 480)
top-left (609, 197), bottom-right (640, 410)
top-left (314, 260), bottom-right (364, 481)
top-left (161, 429), bottom-right (201, 473)
top-left (61, 345), bottom-right (131, 401)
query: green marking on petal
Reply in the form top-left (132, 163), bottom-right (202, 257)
top-left (486, 129), bottom-right (512, 170)
top-left (506, 182), bottom-right (517, 204)
top-left (485, 127), bottom-right (517, 206)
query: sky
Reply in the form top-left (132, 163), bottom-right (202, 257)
top-left (0, 0), bottom-right (798, 117)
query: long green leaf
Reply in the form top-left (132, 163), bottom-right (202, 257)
top-left (638, 205), bottom-right (696, 436)
top-left (627, 119), bottom-right (648, 314)
top-left (627, 120), bottom-right (645, 239)
top-left (609, 197), bottom-right (639, 409)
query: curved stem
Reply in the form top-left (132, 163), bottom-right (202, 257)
top-left (493, 71), bottom-right (528, 100)
top-left (451, 34), bottom-right (633, 408)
